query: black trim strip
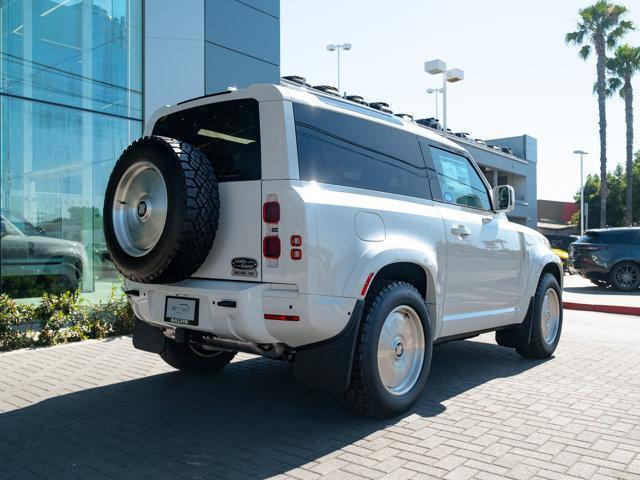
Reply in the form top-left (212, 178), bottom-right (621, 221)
top-left (435, 323), bottom-right (521, 344)
top-left (176, 90), bottom-right (230, 105)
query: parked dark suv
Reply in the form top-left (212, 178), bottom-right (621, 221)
top-left (569, 227), bottom-right (640, 291)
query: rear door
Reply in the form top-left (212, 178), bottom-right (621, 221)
top-left (152, 99), bottom-right (263, 281)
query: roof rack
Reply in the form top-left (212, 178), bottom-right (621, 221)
top-left (282, 75), bottom-right (309, 86)
top-left (395, 113), bottom-right (414, 121)
top-left (313, 85), bottom-right (340, 96)
top-left (369, 102), bottom-right (392, 114)
top-left (345, 94), bottom-right (367, 105)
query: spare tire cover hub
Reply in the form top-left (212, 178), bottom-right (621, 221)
top-left (113, 160), bottom-right (168, 257)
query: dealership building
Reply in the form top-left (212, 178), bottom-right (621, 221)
top-left (0, 0), bottom-right (279, 299)
top-left (0, 0), bottom-right (535, 300)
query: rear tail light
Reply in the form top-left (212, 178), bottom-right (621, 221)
top-left (291, 248), bottom-right (302, 260)
top-left (263, 236), bottom-right (281, 259)
top-left (263, 201), bottom-right (280, 224)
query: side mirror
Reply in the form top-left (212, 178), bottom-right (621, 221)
top-left (493, 185), bottom-right (515, 213)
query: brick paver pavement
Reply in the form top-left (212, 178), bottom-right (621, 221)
top-left (1, 310), bottom-right (639, 480)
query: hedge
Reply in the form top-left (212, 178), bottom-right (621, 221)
top-left (0, 287), bottom-right (135, 352)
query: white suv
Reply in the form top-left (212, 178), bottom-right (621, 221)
top-left (103, 80), bottom-right (563, 417)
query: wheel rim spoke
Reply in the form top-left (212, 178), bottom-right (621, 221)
top-left (377, 305), bottom-right (425, 396)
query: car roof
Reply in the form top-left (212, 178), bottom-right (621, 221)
top-left (152, 81), bottom-right (468, 156)
top-left (278, 81), bottom-right (467, 154)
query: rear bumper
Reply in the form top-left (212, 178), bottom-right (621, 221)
top-left (125, 278), bottom-right (357, 348)
top-left (568, 259), bottom-right (609, 280)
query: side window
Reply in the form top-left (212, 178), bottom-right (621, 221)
top-left (427, 146), bottom-right (491, 211)
top-left (293, 104), bottom-right (430, 199)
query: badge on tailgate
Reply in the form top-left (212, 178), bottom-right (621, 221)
top-left (231, 257), bottom-right (258, 277)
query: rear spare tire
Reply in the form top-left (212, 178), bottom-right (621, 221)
top-left (104, 136), bottom-right (219, 283)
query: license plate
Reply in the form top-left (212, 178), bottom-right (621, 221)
top-left (164, 296), bottom-right (199, 326)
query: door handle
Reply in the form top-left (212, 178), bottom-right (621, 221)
top-left (451, 225), bottom-right (471, 237)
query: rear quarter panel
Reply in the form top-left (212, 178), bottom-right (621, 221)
top-left (291, 181), bottom-right (446, 337)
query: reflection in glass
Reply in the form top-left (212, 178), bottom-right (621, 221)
top-left (1, 0), bottom-right (142, 299)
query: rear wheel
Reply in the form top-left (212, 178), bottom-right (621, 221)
top-left (160, 338), bottom-right (236, 373)
top-left (609, 262), bottom-right (640, 291)
top-left (515, 273), bottom-right (563, 359)
top-left (347, 281), bottom-right (432, 418)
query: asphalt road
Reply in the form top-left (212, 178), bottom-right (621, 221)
top-left (0, 310), bottom-right (639, 480)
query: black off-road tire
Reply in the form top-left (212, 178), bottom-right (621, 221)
top-left (346, 281), bottom-right (432, 418)
top-left (609, 262), bottom-right (640, 291)
top-left (515, 273), bottom-right (563, 359)
top-left (104, 136), bottom-right (219, 284)
top-left (160, 339), bottom-right (236, 373)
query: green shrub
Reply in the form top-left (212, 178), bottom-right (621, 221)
top-left (0, 294), bottom-right (32, 351)
top-left (0, 283), bottom-right (136, 352)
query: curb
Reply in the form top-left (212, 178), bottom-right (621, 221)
top-left (563, 301), bottom-right (640, 317)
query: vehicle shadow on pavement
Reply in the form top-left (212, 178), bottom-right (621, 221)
top-left (0, 339), bottom-right (545, 479)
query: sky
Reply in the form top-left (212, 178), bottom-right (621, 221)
top-left (280, 0), bottom-right (640, 202)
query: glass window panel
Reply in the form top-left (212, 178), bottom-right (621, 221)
top-left (1, 0), bottom-right (142, 300)
top-left (429, 146), bottom-right (491, 211)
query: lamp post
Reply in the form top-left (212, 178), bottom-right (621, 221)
top-left (424, 59), bottom-right (464, 134)
top-left (326, 43), bottom-right (351, 93)
top-left (426, 88), bottom-right (443, 120)
top-left (573, 150), bottom-right (588, 236)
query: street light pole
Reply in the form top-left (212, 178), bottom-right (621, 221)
top-left (426, 88), bottom-right (442, 120)
top-left (573, 150), bottom-right (588, 236)
top-left (425, 59), bottom-right (464, 135)
top-left (326, 43), bottom-right (351, 93)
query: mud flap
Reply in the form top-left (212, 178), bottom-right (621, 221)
top-left (496, 297), bottom-right (534, 348)
top-left (132, 318), bottom-right (166, 353)
top-left (294, 300), bottom-right (364, 394)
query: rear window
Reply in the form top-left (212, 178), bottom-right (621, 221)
top-left (293, 103), bottom-right (429, 198)
top-left (152, 99), bottom-right (260, 182)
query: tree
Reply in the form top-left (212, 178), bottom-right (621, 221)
top-left (606, 44), bottom-right (640, 226)
top-left (572, 152), bottom-right (640, 228)
top-left (565, 2), bottom-right (634, 228)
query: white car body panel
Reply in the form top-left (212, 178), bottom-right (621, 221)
top-left (128, 81), bottom-right (562, 348)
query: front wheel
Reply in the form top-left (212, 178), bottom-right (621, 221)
top-left (347, 281), bottom-right (432, 418)
top-left (516, 273), bottom-right (563, 359)
top-left (160, 338), bottom-right (236, 373)
top-left (609, 262), bottom-right (640, 291)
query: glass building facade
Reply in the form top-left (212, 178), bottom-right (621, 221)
top-left (1, 0), bottom-right (142, 299)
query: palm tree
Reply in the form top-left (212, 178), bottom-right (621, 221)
top-left (606, 44), bottom-right (640, 226)
top-left (565, 1), bottom-right (634, 228)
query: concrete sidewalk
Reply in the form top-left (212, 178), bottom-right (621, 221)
top-left (563, 274), bottom-right (640, 316)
